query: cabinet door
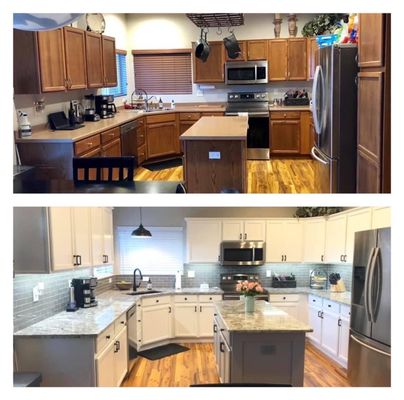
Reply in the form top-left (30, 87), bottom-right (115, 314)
top-left (358, 14), bottom-right (385, 67)
top-left (96, 339), bottom-right (115, 387)
top-left (114, 326), bottom-right (128, 386)
top-left (345, 209), bottom-right (372, 263)
top-left (337, 316), bottom-right (350, 366)
top-left (71, 207), bottom-right (92, 268)
top-left (303, 218), bottom-right (326, 263)
top-left (321, 310), bottom-right (340, 358)
top-left (91, 208), bottom-right (105, 266)
top-left (187, 220), bottom-right (222, 263)
top-left (247, 40), bottom-right (268, 60)
top-left (270, 120), bottom-right (300, 154)
top-left (103, 208), bottom-right (114, 265)
top-left (213, 319), bottom-right (221, 372)
top-left (324, 214), bottom-right (347, 263)
top-left (300, 111), bottom-right (313, 155)
top-left (86, 32), bottom-right (104, 88)
top-left (283, 220), bottom-right (303, 262)
top-left (265, 220), bottom-right (284, 262)
top-left (37, 29), bottom-right (67, 92)
top-left (49, 208), bottom-right (74, 270)
top-left (199, 303), bottom-right (215, 337)
top-left (146, 122), bottom-right (177, 159)
top-left (102, 35), bottom-right (117, 87)
top-left (268, 39), bottom-right (288, 81)
top-left (307, 37), bottom-right (319, 80)
top-left (225, 40), bottom-right (246, 61)
top-left (142, 305), bottom-right (172, 345)
top-left (243, 221), bottom-right (266, 241)
top-left (222, 220), bottom-right (243, 241)
top-left (308, 307), bottom-right (322, 346)
top-left (288, 38), bottom-right (307, 80)
top-left (63, 27), bottom-right (87, 90)
top-left (174, 304), bottom-right (199, 337)
top-left (193, 41), bottom-right (224, 83)
top-left (371, 207), bottom-right (391, 229)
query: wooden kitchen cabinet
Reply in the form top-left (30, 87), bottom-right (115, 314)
top-left (299, 111), bottom-right (314, 155)
top-left (307, 37), bottom-right (319, 80)
top-left (270, 119), bottom-right (301, 155)
top-left (288, 38), bottom-right (307, 80)
top-left (268, 39), bottom-right (288, 80)
top-left (193, 41), bottom-right (225, 83)
top-left (102, 35), bottom-right (117, 87)
top-left (247, 40), bottom-right (268, 60)
top-left (225, 40), bottom-right (246, 61)
top-left (146, 114), bottom-right (178, 159)
top-left (358, 14), bottom-right (385, 67)
top-left (85, 31), bottom-right (104, 88)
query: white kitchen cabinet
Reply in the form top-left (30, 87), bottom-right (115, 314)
top-left (345, 208), bottom-right (372, 263)
top-left (174, 303), bottom-right (199, 337)
top-left (337, 315), bottom-right (350, 365)
top-left (221, 220), bottom-right (266, 241)
top-left (324, 214), bottom-right (347, 263)
top-left (96, 339), bottom-right (115, 387)
top-left (307, 295), bottom-right (323, 346)
top-left (266, 219), bottom-right (303, 262)
top-left (243, 221), bottom-right (266, 240)
top-left (71, 208), bottom-right (92, 268)
top-left (321, 309), bottom-right (340, 357)
top-left (371, 207), bottom-right (391, 229)
top-left (198, 303), bottom-right (216, 337)
top-left (186, 219), bottom-right (222, 263)
top-left (302, 217), bottom-right (326, 263)
top-left (90, 207), bottom-right (114, 266)
top-left (114, 326), bottom-right (128, 386)
top-left (222, 220), bottom-right (244, 240)
top-left (103, 208), bottom-right (114, 264)
top-left (141, 303), bottom-right (172, 345)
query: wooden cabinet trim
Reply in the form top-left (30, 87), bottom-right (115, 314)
top-left (100, 127), bottom-right (120, 145)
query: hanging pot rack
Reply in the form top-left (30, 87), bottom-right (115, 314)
top-left (186, 13), bottom-right (244, 28)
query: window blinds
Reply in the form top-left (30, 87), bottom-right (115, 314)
top-left (133, 51), bottom-right (192, 94)
top-left (117, 227), bottom-right (184, 275)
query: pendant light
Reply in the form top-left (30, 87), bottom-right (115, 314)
top-left (131, 208), bottom-right (152, 238)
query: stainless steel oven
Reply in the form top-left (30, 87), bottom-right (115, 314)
top-left (225, 61), bottom-right (268, 85)
top-left (220, 273), bottom-right (269, 301)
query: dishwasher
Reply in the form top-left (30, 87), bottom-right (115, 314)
top-left (127, 305), bottom-right (139, 367)
top-left (120, 120), bottom-right (141, 165)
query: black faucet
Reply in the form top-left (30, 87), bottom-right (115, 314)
top-left (133, 268), bottom-right (143, 291)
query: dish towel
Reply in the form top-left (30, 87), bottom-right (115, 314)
top-left (237, 112), bottom-right (249, 118)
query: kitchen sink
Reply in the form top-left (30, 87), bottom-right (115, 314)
top-left (125, 290), bottom-right (162, 295)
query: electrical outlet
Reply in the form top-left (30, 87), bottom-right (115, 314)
top-left (32, 286), bottom-right (39, 302)
top-left (108, 278), bottom-right (112, 283)
top-left (187, 271), bottom-right (195, 278)
top-left (68, 279), bottom-right (72, 287)
top-left (37, 282), bottom-right (44, 295)
top-left (266, 270), bottom-right (272, 277)
top-left (143, 276), bottom-right (149, 281)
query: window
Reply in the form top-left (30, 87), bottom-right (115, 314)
top-left (102, 50), bottom-right (127, 97)
top-left (117, 226), bottom-right (184, 275)
top-left (132, 50), bottom-right (192, 95)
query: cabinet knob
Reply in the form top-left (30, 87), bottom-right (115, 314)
top-left (283, 297), bottom-right (286, 300)
top-left (156, 299), bottom-right (159, 303)
top-left (185, 297), bottom-right (187, 300)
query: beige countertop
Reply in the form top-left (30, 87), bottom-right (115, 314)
top-left (215, 300), bottom-right (312, 333)
top-left (180, 116), bottom-right (248, 141)
top-left (269, 105), bottom-right (311, 112)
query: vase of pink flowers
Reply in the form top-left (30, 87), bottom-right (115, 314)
top-left (236, 280), bottom-right (264, 313)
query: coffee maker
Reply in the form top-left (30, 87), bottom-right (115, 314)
top-left (83, 95), bottom-right (100, 122)
top-left (71, 277), bottom-right (98, 308)
top-left (95, 95), bottom-right (117, 119)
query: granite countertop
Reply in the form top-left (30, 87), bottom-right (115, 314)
top-left (14, 287), bottom-right (223, 337)
top-left (180, 116), bottom-right (248, 141)
top-left (266, 287), bottom-right (352, 306)
top-left (15, 104), bottom-right (226, 144)
top-left (215, 300), bottom-right (312, 333)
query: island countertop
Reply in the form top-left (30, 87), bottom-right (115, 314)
top-left (215, 300), bottom-right (312, 333)
top-left (180, 116), bottom-right (248, 141)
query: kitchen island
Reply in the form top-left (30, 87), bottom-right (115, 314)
top-left (180, 116), bottom-right (248, 193)
top-left (214, 300), bottom-right (312, 386)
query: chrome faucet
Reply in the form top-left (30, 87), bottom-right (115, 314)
top-left (131, 89), bottom-right (157, 111)
top-left (133, 268), bottom-right (143, 291)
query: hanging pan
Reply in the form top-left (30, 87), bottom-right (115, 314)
top-left (195, 28), bottom-right (210, 62)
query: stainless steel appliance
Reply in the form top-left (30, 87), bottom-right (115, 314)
top-left (309, 268), bottom-right (328, 289)
top-left (311, 44), bottom-right (358, 193)
top-left (219, 241), bottom-right (265, 266)
top-left (225, 91), bottom-right (270, 160)
top-left (225, 61), bottom-right (268, 85)
top-left (220, 273), bottom-right (268, 300)
top-left (95, 95), bottom-right (117, 119)
top-left (71, 277), bottom-right (98, 308)
top-left (348, 228), bottom-right (390, 386)
top-left (120, 119), bottom-right (142, 166)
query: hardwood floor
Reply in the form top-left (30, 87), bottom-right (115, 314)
top-left (122, 341), bottom-right (350, 387)
top-left (134, 158), bottom-right (315, 193)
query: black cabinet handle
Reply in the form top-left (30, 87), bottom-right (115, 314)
top-left (321, 312), bottom-right (324, 319)
top-left (106, 335), bottom-right (111, 339)
top-left (156, 299), bottom-right (159, 303)
top-left (340, 254), bottom-right (344, 262)
top-left (77, 255), bottom-right (82, 266)
top-left (213, 324), bottom-right (217, 333)
top-left (321, 255), bottom-right (324, 262)
top-left (120, 320), bottom-right (125, 324)
top-left (200, 306), bottom-right (202, 312)
top-left (338, 318), bottom-right (342, 327)
top-left (283, 296), bottom-right (286, 300)
top-left (244, 233), bottom-right (247, 240)
top-left (168, 306), bottom-right (172, 313)
top-left (284, 255), bottom-right (287, 262)
top-left (317, 310), bottom-right (321, 318)
top-left (239, 233), bottom-right (242, 240)
top-left (195, 306), bottom-right (197, 312)
top-left (220, 342), bottom-right (225, 353)
top-left (209, 297), bottom-right (212, 300)
top-left (73, 255), bottom-right (78, 266)
top-left (185, 297), bottom-right (188, 300)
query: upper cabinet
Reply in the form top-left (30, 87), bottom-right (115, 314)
top-left (371, 207), bottom-right (391, 229)
top-left (302, 217), bottom-right (326, 263)
top-left (222, 220), bottom-right (265, 241)
top-left (246, 40), bottom-right (268, 60)
top-left (225, 40), bottom-right (246, 61)
top-left (358, 14), bottom-right (385, 68)
top-left (287, 38), bottom-right (307, 80)
top-left (307, 37), bottom-right (319, 80)
top-left (13, 27), bottom-right (117, 94)
top-left (193, 41), bottom-right (225, 83)
top-left (91, 207), bottom-right (115, 266)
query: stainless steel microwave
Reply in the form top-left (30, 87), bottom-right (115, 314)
top-left (225, 61), bottom-right (268, 85)
top-left (219, 241), bottom-right (265, 266)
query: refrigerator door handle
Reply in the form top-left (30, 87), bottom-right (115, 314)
top-left (350, 334), bottom-right (391, 358)
top-left (368, 247), bottom-right (381, 323)
top-left (311, 65), bottom-right (324, 135)
top-left (364, 248), bottom-right (376, 322)
top-left (311, 146), bottom-right (329, 165)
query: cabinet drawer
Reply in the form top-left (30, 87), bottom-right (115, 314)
top-left (180, 112), bottom-right (200, 121)
top-left (308, 294), bottom-right (323, 308)
top-left (174, 294), bottom-right (198, 303)
top-left (201, 112), bottom-right (224, 117)
top-left (101, 127), bottom-right (120, 144)
top-left (137, 144), bottom-right (146, 164)
top-left (323, 299), bottom-right (340, 314)
top-left (270, 294), bottom-right (299, 303)
top-left (340, 304), bottom-right (351, 318)
top-left (75, 134), bottom-right (101, 156)
top-left (114, 313), bottom-right (127, 334)
top-left (146, 113), bottom-right (176, 124)
top-left (96, 323), bottom-right (115, 353)
top-left (141, 295), bottom-right (170, 307)
top-left (136, 127), bottom-right (146, 147)
top-left (199, 294), bottom-right (222, 303)
top-left (271, 111), bottom-right (301, 120)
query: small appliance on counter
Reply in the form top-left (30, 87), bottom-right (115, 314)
top-left (48, 111), bottom-right (84, 131)
top-left (310, 268), bottom-right (328, 290)
top-left (17, 111), bottom-right (32, 137)
top-left (329, 272), bottom-right (346, 292)
top-left (95, 95), bottom-right (117, 119)
top-left (272, 273), bottom-right (296, 288)
top-left (66, 284), bottom-right (78, 312)
top-left (83, 95), bottom-right (101, 121)
top-left (71, 277), bottom-right (98, 308)
top-left (283, 89), bottom-right (310, 106)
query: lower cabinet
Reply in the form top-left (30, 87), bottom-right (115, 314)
top-left (174, 300), bottom-right (199, 337)
top-left (213, 315), bottom-right (231, 384)
top-left (269, 294), bottom-right (308, 324)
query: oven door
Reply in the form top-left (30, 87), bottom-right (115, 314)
top-left (247, 112), bottom-right (270, 160)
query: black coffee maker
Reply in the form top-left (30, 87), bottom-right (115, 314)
top-left (95, 95), bottom-right (117, 119)
top-left (71, 277), bottom-right (98, 308)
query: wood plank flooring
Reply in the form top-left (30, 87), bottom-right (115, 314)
top-left (121, 341), bottom-right (350, 387)
top-left (134, 158), bottom-right (315, 193)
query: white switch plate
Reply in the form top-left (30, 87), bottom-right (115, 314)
top-left (266, 270), bottom-right (272, 277)
top-left (32, 286), bottom-right (39, 302)
top-left (108, 278), bottom-right (112, 283)
top-left (209, 151), bottom-right (221, 160)
top-left (143, 276), bottom-right (149, 281)
top-left (188, 271), bottom-right (195, 278)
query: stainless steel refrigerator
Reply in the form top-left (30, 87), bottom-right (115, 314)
top-left (348, 228), bottom-right (391, 386)
top-left (311, 44), bottom-right (358, 193)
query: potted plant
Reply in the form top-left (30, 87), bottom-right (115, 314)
top-left (236, 280), bottom-right (264, 312)
top-left (301, 14), bottom-right (347, 37)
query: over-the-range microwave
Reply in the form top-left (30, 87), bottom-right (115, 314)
top-left (219, 240), bottom-right (265, 266)
top-left (225, 60), bottom-right (268, 85)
